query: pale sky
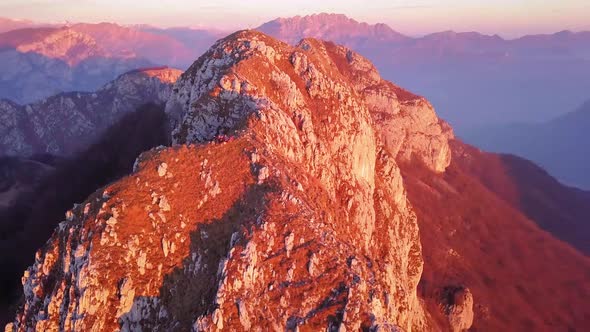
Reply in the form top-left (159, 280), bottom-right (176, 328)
top-left (1, 0), bottom-right (589, 37)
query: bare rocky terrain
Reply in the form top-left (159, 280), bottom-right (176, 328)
top-left (4, 31), bottom-right (589, 331)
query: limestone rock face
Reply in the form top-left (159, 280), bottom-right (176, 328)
top-left (167, 32), bottom-right (452, 174)
top-left (0, 67), bottom-right (182, 157)
top-left (323, 43), bottom-right (453, 173)
top-left (442, 287), bottom-right (474, 332)
top-left (8, 31), bottom-right (453, 331)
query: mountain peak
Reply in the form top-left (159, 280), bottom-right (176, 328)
top-left (0, 26), bottom-right (105, 65)
top-left (273, 13), bottom-right (358, 24)
top-left (5, 28), bottom-right (590, 332)
top-left (257, 13), bottom-right (409, 45)
top-left (9, 31), bottom-right (454, 331)
top-left (168, 30), bottom-right (451, 172)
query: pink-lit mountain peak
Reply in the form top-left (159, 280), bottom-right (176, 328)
top-left (0, 17), bottom-right (37, 33)
top-left (0, 26), bottom-right (106, 65)
top-left (0, 22), bottom-right (197, 67)
top-left (258, 13), bottom-right (410, 45)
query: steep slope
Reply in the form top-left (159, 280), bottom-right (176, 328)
top-left (449, 141), bottom-right (590, 254)
top-left (0, 103), bottom-right (171, 324)
top-left (402, 142), bottom-right (590, 331)
top-left (463, 99), bottom-right (590, 189)
top-left (0, 67), bottom-right (181, 157)
top-left (8, 30), bottom-right (452, 331)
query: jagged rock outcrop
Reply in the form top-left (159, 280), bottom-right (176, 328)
top-left (167, 33), bottom-right (452, 173)
top-left (441, 287), bottom-right (474, 332)
top-left (0, 67), bottom-right (181, 157)
top-left (7, 31), bottom-right (454, 331)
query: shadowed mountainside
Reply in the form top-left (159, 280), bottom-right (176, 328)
top-left (448, 141), bottom-right (590, 254)
top-left (0, 67), bottom-right (181, 157)
top-left (402, 145), bottom-right (589, 331)
top-left (0, 103), bottom-right (170, 324)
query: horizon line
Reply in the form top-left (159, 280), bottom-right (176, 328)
top-left (2, 13), bottom-right (589, 40)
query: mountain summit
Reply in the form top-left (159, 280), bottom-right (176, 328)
top-left (6, 31), bottom-right (589, 331)
top-left (8, 30), bottom-right (452, 331)
top-left (258, 13), bottom-right (410, 47)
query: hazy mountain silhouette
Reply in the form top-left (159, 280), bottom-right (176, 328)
top-left (0, 103), bottom-right (169, 323)
top-left (0, 23), bottom-right (219, 103)
top-left (0, 17), bottom-right (39, 33)
top-left (463, 100), bottom-right (590, 189)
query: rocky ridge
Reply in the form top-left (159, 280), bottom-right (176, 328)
top-left (7, 31), bottom-right (455, 331)
top-left (257, 13), bottom-right (590, 141)
top-left (0, 67), bottom-right (182, 157)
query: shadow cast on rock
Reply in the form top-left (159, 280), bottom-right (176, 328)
top-left (119, 184), bottom-right (270, 331)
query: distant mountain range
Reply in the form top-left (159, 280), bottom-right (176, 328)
top-left (463, 100), bottom-right (590, 189)
top-left (2, 13), bottom-right (589, 121)
top-left (3, 30), bottom-right (589, 331)
top-left (0, 22), bottom-right (221, 103)
top-left (0, 13), bottom-right (589, 190)
top-left (0, 17), bottom-right (39, 33)
top-left (0, 26), bottom-right (153, 103)
top-left (258, 13), bottom-right (410, 46)
top-left (0, 67), bottom-right (181, 157)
